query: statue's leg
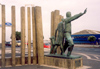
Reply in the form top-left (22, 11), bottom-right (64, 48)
top-left (67, 39), bottom-right (74, 56)
top-left (50, 45), bottom-right (54, 54)
top-left (63, 40), bottom-right (69, 52)
top-left (67, 45), bottom-right (74, 56)
top-left (53, 46), bottom-right (58, 54)
top-left (50, 37), bottom-right (55, 54)
top-left (65, 33), bottom-right (74, 56)
top-left (60, 44), bottom-right (65, 55)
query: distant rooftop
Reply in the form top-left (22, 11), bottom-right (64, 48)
top-left (73, 29), bottom-right (100, 35)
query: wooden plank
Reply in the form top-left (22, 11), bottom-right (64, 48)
top-left (21, 7), bottom-right (25, 65)
top-left (27, 7), bottom-right (31, 65)
top-left (11, 6), bottom-right (16, 66)
top-left (32, 7), bottom-right (37, 64)
top-left (1, 5), bottom-right (5, 67)
top-left (35, 6), bottom-right (44, 65)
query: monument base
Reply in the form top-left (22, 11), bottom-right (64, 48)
top-left (44, 54), bottom-right (83, 69)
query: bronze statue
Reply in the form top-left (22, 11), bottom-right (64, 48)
top-left (50, 20), bottom-right (65, 55)
top-left (50, 8), bottom-right (87, 56)
top-left (50, 36), bottom-right (55, 54)
top-left (54, 20), bottom-right (65, 55)
top-left (64, 8), bottom-right (87, 56)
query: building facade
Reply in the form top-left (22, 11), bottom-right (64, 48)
top-left (72, 30), bottom-right (100, 45)
top-left (72, 34), bottom-right (100, 45)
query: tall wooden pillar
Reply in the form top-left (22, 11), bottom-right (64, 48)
top-left (11, 6), bottom-right (16, 66)
top-left (21, 7), bottom-right (25, 65)
top-left (35, 6), bottom-right (44, 65)
top-left (0, 4), bottom-right (1, 65)
top-left (51, 11), bottom-right (54, 36)
top-left (1, 5), bottom-right (5, 67)
top-left (53, 10), bottom-right (60, 35)
top-left (27, 7), bottom-right (31, 65)
top-left (32, 7), bottom-right (37, 64)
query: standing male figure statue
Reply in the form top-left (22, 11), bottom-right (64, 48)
top-left (64, 8), bottom-right (87, 56)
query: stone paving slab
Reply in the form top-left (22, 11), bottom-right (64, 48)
top-left (0, 65), bottom-right (91, 69)
top-left (0, 65), bottom-right (57, 69)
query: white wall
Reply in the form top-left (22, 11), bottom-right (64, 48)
top-left (0, 4), bottom-right (2, 43)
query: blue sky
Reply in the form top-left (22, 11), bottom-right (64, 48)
top-left (0, 0), bottom-right (100, 40)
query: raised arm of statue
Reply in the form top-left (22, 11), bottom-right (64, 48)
top-left (68, 8), bottom-right (87, 22)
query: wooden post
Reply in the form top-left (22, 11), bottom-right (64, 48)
top-left (27, 7), bottom-right (31, 65)
top-left (32, 7), bottom-right (37, 64)
top-left (35, 6), bottom-right (44, 65)
top-left (11, 6), bottom-right (16, 66)
top-left (0, 4), bottom-right (2, 46)
top-left (53, 10), bottom-right (59, 34)
top-left (51, 11), bottom-right (54, 36)
top-left (1, 5), bottom-right (5, 67)
top-left (21, 7), bottom-right (25, 65)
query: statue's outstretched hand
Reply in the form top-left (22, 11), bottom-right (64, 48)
top-left (83, 8), bottom-right (87, 14)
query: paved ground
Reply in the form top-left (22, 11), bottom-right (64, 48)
top-left (0, 64), bottom-right (90, 69)
top-left (0, 44), bottom-right (100, 69)
top-left (74, 44), bottom-right (100, 48)
top-left (72, 47), bottom-right (100, 69)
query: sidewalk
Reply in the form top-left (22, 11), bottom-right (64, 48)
top-left (74, 44), bottom-right (100, 48)
top-left (0, 65), bottom-right (91, 69)
top-left (0, 65), bottom-right (57, 69)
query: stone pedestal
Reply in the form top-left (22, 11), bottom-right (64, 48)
top-left (44, 55), bottom-right (83, 69)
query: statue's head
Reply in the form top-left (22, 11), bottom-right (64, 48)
top-left (61, 18), bottom-right (64, 22)
top-left (66, 12), bottom-right (71, 17)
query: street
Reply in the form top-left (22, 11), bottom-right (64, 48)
top-left (0, 45), bottom-right (100, 69)
top-left (72, 47), bottom-right (100, 69)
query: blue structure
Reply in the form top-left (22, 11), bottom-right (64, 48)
top-left (71, 34), bottom-right (100, 45)
top-left (5, 22), bottom-right (12, 26)
top-left (0, 22), bottom-right (12, 27)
